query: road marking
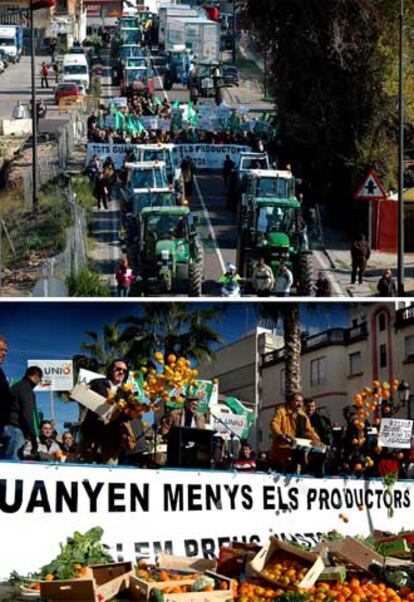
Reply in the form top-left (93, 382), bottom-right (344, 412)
top-left (313, 249), bottom-right (346, 297)
top-left (194, 176), bottom-right (226, 274)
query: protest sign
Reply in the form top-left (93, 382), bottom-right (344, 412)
top-left (378, 418), bottom-right (413, 449)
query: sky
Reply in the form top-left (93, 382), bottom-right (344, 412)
top-left (0, 301), bottom-right (351, 431)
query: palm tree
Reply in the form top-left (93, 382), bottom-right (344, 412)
top-left (259, 303), bottom-right (301, 398)
top-left (79, 322), bottom-right (131, 372)
top-left (118, 303), bottom-right (223, 366)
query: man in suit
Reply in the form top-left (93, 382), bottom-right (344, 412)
top-left (161, 397), bottom-right (211, 468)
top-left (78, 359), bottom-right (129, 464)
top-left (160, 396), bottom-right (208, 435)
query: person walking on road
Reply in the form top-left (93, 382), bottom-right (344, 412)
top-left (315, 271), bottom-right (332, 297)
top-left (40, 62), bottom-right (50, 88)
top-left (115, 258), bottom-right (134, 297)
top-left (252, 257), bottom-right (274, 296)
top-left (377, 269), bottom-right (396, 297)
top-left (222, 154), bottom-right (235, 191)
top-left (274, 261), bottom-right (293, 297)
top-left (351, 234), bottom-right (370, 285)
top-left (103, 157), bottom-right (117, 202)
top-left (181, 156), bottom-right (195, 199)
top-left (93, 171), bottom-right (109, 210)
top-left (12, 100), bottom-right (26, 120)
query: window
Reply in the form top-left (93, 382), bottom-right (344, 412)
top-left (378, 313), bottom-right (386, 332)
top-left (405, 336), bottom-right (414, 361)
top-left (310, 356), bottom-right (327, 386)
top-left (379, 344), bottom-right (387, 368)
top-left (349, 352), bottom-right (362, 375)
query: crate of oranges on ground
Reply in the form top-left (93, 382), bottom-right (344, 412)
top-left (249, 538), bottom-right (325, 591)
top-left (129, 561), bottom-right (234, 601)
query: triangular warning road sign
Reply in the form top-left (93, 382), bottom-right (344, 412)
top-left (355, 169), bottom-right (386, 200)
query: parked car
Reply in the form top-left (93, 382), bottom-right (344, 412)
top-left (0, 49), bottom-right (10, 68)
top-left (54, 82), bottom-right (81, 105)
top-left (222, 64), bottom-right (239, 87)
top-left (0, 59), bottom-right (5, 74)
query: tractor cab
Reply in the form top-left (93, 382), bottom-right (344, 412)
top-left (137, 206), bottom-right (203, 296)
top-left (121, 65), bottom-right (154, 96)
top-left (164, 44), bottom-right (193, 88)
top-left (134, 144), bottom-right (184, 197)
top-left (120, 44), bottom-right (144, 63)
top-left (120, 26), bottom-right (141, 45)
top-left (237, 169), bottom-right (313, 295)
top-left (189, 59), bottom-right (223, 101)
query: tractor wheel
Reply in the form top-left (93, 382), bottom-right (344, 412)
top-left (189, 261), bottom-right (203, 297)
top-left (215, 87), bottom-right (223, 105)
top-left (163, 76), bottom-right (172, 91)
top-left (190, 87), bottom-right (198, 103)
top-left (297, 252), bottom-right (314, 296)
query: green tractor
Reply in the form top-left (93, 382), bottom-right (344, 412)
top-left (188, 59), bottom-right (224, 104)
top-left (134, 206), bottom-right (204, 296)
top-left (236, 169), bottom-right (313, 296)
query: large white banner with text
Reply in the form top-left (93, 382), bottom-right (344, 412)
top-left (1, 462), bottom-right (413, 578)
top-left (86, 143), bottom-right (252, 170)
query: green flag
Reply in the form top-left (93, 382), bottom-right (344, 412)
top-left (133, 117), bottom-right (145, 135)
top-left (115, 109), bottom-right (124, 130)
top-left (172, 99), bottom-right (181, 110)
top-left (154, 96), bottom-right (162, 106)
top-left (125, 114), bottom-right (134, 134)
top-left (187, 100), bottom-right (198, 127)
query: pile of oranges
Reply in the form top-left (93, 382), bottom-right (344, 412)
top-left (235, 577), bottom-right (414, 601)
top-left (105, 352), bottom-right (198, 419)
top-left (261, 553), bottom-right (310, 588)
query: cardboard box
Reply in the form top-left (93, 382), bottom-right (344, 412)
top-left (129, 570), bottom-right (233, 601)
top-left (40, 561), bottom-right (133, 602)
top-left (70, 383), bottom-right (115, 424)
top-left (249, 537), bottom-right (324, 590)
top-left (217, 542), bottom-right (261, 577)
top-left (327, 537), bottom-right (383, 574)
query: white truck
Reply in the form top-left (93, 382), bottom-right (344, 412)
top-left (158, 4), bottom-right (199, 48)
top-left (165, 15), bottom-right (220, 60)
top-left (0, 25), bottom-right (23, 63)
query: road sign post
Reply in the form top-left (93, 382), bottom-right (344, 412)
top-left (354, 169), bottom-right (387, 250)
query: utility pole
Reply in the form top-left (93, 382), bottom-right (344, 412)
top-left (398, 0), bottom-right (405, 294)
top-left (30, 4), bottom-right (38, 211)
top-left (231, 0), bottom-right (236, 64)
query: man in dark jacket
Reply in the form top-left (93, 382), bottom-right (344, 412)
top-left (351, 234), bottom-right (370, 284)
top-left (0, 335), bottom-right (13, 456)
top-left (78, 358), bottom-right (129, 464)
top-left (3, 366), bottom-right (43, 460)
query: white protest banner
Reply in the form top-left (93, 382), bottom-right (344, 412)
top-left (140, 115), bottom-right (159, 130)
top-left (209, 404), bottom-right (247, 439)
top-left (86, 143), bottom-right (253, 170)
top-left (158, 118), bottom-right (172, 131)
top-left (0, 462), bottom-right (413, 579)
top-left (111, 97), bottom-right (128, 107)
top-left (173, 144), bottom-right (252, 169)
top-left (27, 360), bottom-right (73, 392)
top-left (104, 115), bottom-right (116, 128)
top-left (77, 368), bottom-right (103, 384)
top-left (379, 418), bottom-right (413, 449)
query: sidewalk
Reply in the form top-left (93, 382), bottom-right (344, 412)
top-left (323, 216), bottom-right (414, 296)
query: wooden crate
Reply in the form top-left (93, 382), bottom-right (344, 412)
top-left (249, 537), bottom-right (324, 590)
top-left (129, 570), bottom-right (233, 601)
top-left (327, 537), bottom-right (383, 574)
top-left (40, 561), bottom-right (133, 602)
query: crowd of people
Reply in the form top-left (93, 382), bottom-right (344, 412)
top-left (0, 335), bottom-right (411, 479)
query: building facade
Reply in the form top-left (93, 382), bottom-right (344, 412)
top-left (259, 304), bottom-right (414, 450)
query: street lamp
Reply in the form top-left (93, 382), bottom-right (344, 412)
top-left (398, 0), bottom-right (405, 294)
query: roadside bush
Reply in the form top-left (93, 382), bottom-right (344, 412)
top-left (66, 267), bottom-right (111, 297)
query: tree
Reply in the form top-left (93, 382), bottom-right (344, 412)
top-left (117, 303), bottom-right (223, 367)
top-left (258, 303), bottom-right (301, 398)
top-left (246, 0), bottom-right (414, 221)
top-left (79, 323), bottom-right (130, 372)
